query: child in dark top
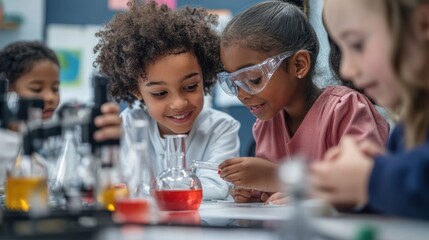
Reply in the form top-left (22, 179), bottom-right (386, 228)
top-left (311, 0), bottom-right (429, 220)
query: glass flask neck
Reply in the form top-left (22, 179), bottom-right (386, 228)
top-left (165, 135), bottom-right (187, 170)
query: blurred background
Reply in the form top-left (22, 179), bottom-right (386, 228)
top-left (0, 0), bottom-right (333, 157)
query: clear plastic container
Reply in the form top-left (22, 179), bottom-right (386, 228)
top-left (153, 135), bottom-right (202, 211)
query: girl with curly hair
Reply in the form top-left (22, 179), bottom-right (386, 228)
top-left (94, 1), bottom-right (240, 200)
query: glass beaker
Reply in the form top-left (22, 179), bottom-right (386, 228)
top-left (115, 119), bottom-right (155, 222)
top-left (5, 98), bottom-right (48, 213)
top-left (153, 135), bottom-right (202, 211)
top-left (97, 144), bottom-right (129, 211)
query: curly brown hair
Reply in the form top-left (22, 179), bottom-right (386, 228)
top-left (94, 0), bottom-right (222, 106)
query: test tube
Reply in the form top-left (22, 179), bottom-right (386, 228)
top-left (191, 160), bottom-right (220, 174)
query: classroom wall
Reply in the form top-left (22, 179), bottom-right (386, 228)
top-left (45, 0), bottom-right (262, 25)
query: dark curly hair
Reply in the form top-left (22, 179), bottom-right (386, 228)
top-left (94, 0), bottom-right (222, 106)
top-left (0, 41), bottom-right (59, 85)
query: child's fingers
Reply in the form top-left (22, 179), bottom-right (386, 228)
top-left (358, 140), bottom-right (385, 157)
top-left (234, 188), bottom-right (253, 198)
top-left (260, 192), bottom-right (271, 202)
top-left (266, 192), bottom-right (287, 201)
top-left (265, 192), bottom-right (289, 205)
top-left (323, 146), bottom-right (341, 162)
top-left (311, 188), bottom-right (337, 204)
top-left (219, 165), bottom-right (241, 179)
top-left (340, 136), bottom-right (357, 146)
top-left (266, 196), bottom-right (290, 205)
top-left (231, 187), bottom-right (253, 203)
top-left (221, 172), bottom-right (242, 183)
top-left (94, 114), bottom-right (122, 128)
top-left (100, 102), bottom-right (120, 114)
top-left (309, 163), bottom-right (336, 191)
top-left (233, 194), bottom-right (252, 203)
top-left (94, 126), bottom-right (122, 141)
top-left (219, 158), bottom-right (241, 169)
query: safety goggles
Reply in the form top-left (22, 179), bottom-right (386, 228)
top-left (217, 51), bottom-right (294, 96)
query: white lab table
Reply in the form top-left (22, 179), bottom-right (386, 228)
top-left (101, 200), bottom-right (429, 240)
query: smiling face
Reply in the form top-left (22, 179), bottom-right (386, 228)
top-left (11, 60), bottom-right (60, 119)
top-left (136, 52), bottom-right (204, 136)
top-left (220, 44), bottom-right (302, 121)
top-left (324, 0), bottom-right (402, 109)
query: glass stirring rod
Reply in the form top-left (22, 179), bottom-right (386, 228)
top-left (191, 160), bottom-right (220, 174)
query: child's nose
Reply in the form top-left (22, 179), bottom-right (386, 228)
top-left (170, 96), bottom-right (188, 110)
top-left (44, 90), bottom-right (56, 105)
top-left (340, 55), bottom-right (359, 80)
top-left (237, 87), bottom-right (252, 101)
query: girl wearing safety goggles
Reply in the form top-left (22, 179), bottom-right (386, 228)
top-left (218, 1), bottom-right (389, 204)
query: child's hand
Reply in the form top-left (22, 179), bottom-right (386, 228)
top-left (358, 139), bottom-right (385, 157)
top-left (322, 138), bottom-right (385, 163)
top-left (219, 157), bottom-right (280, 192)
top-left (310, 137), bottom-right (373, 209)
top-left (230, 186), bottom-right (260, 203)
top-left (93, 102), bottom-right (122, 141)
top-left (264, 192), bottom-right (290, 205)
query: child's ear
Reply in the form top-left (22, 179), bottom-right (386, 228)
top-left (292, 50), bottom-right (311, 79)
top-left (417, 4), bottom-right (429, 40)
top-left (133, 91), bottom-right (143, 101)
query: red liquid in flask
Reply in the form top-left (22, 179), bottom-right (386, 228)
top-left (154, 189), bottom-right (202, 211)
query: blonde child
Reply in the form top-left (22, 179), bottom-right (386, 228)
top-left (311, 0), bottom-right (429, 220)
top-left (94, 1), bottom-right (240, 200)
top-left (217, 1), bottom-right (389, 203)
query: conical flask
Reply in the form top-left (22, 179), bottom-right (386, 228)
top-left (153, 135), bottom-right (202, 211)
top-left (53, 128), bottom-right (79, 191)
top-left (49, 103), bottom-right (87, 211)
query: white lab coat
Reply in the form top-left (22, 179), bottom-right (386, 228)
top-left (121, 106), bottom-right (240, 200)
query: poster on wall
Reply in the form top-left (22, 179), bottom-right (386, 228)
top-left (47, 24), bottom-right (102, 106)
top-left (108, 0), bottom-right (129, 10)
top-left (154, 0), bottom-right (176, 9)
top-left (108, 0), bottom-right (176, 10)
top-left (55, 49), bottom-right (82, 87)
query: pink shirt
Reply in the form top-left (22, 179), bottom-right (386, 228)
top-left (253, 86), bottom-right (389, 163)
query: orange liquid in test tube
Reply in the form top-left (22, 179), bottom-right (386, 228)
top-left (100, 184), bottom-right (129, 211)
